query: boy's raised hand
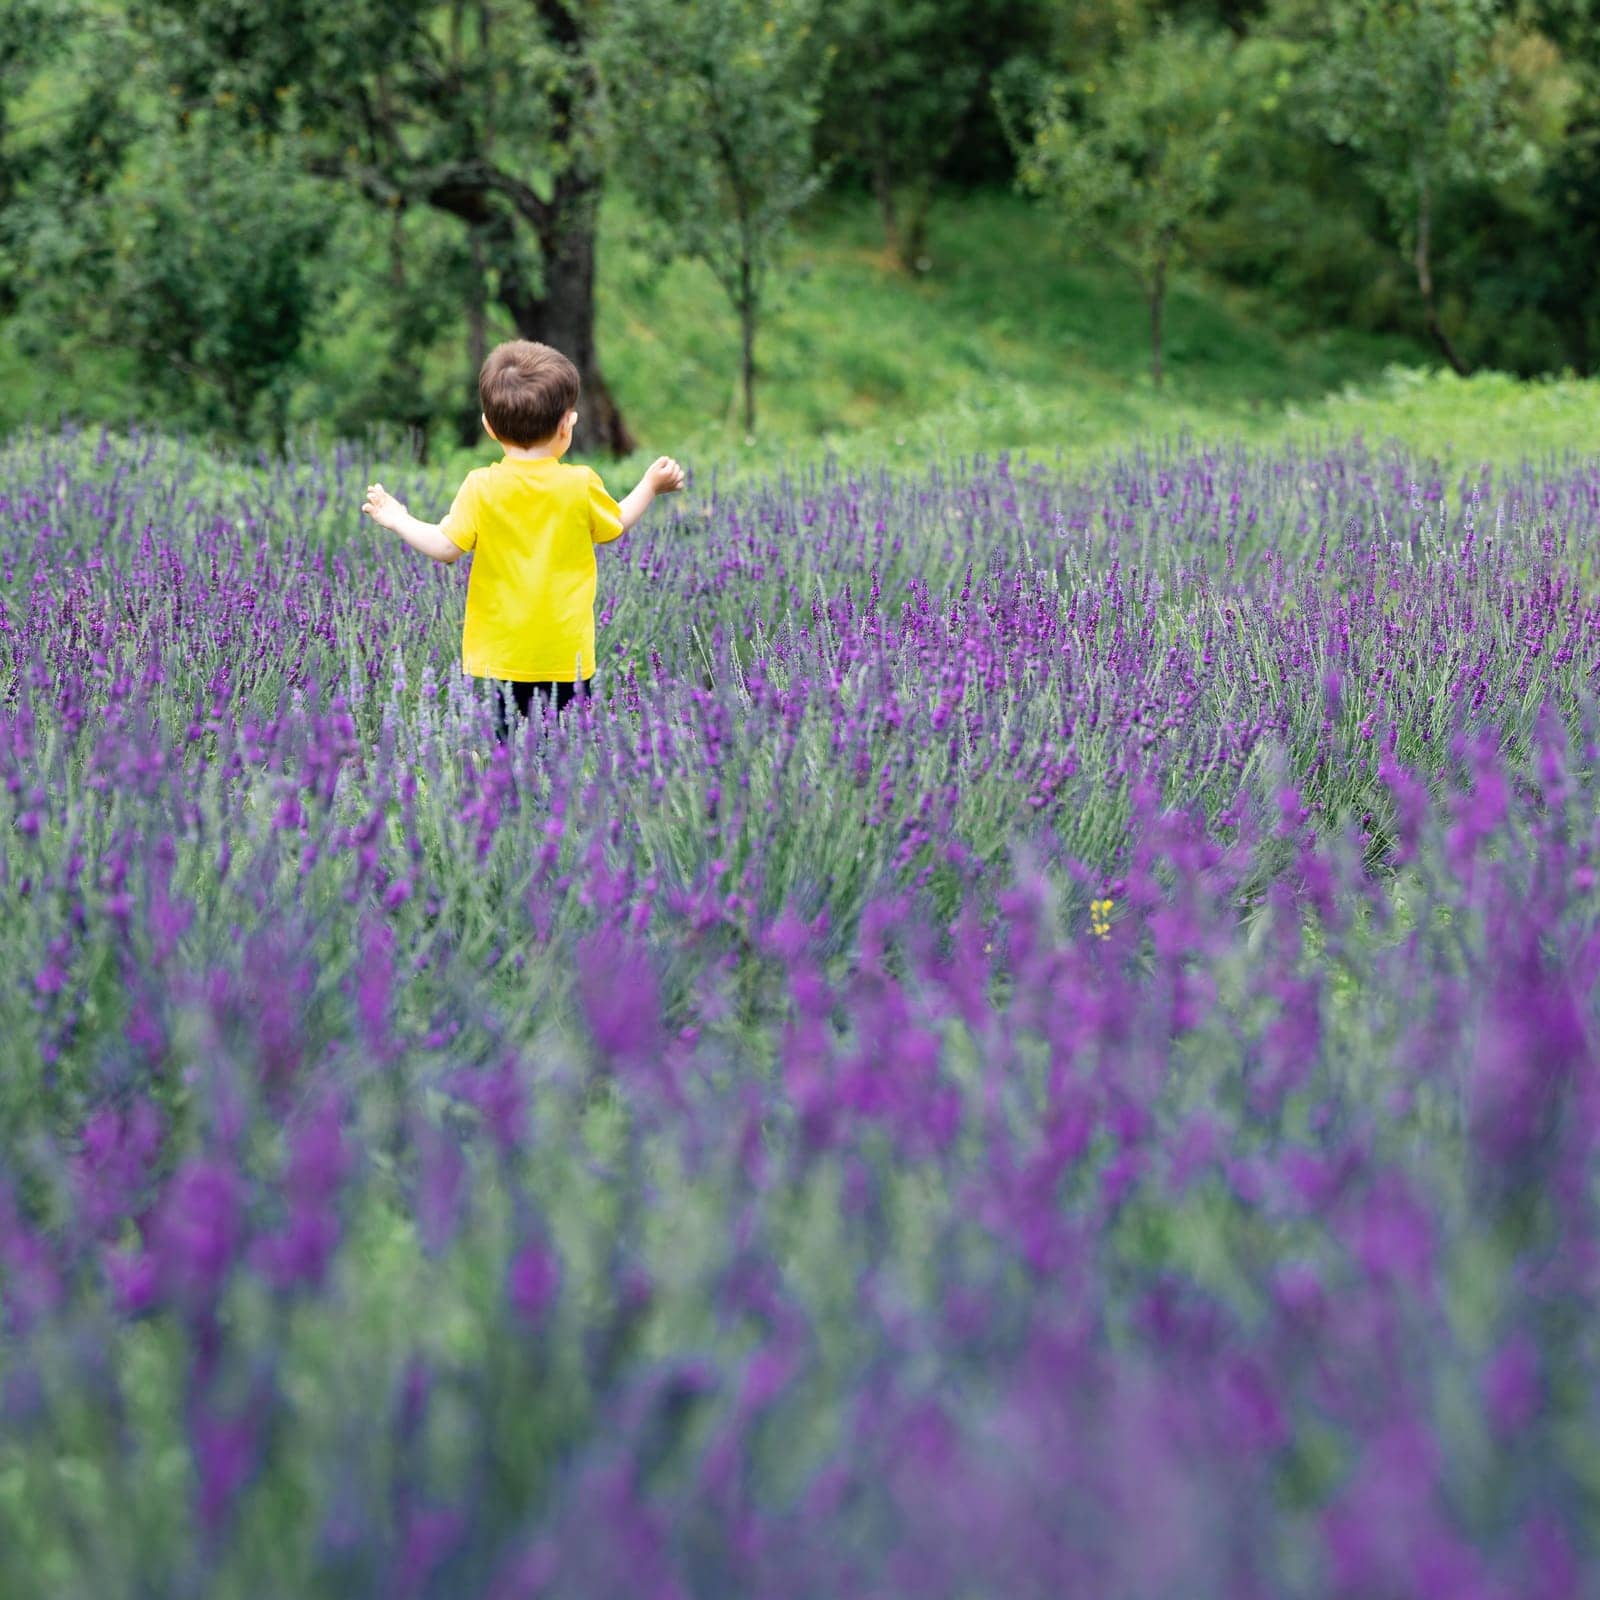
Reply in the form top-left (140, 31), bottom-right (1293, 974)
top-left (647, 456), bottom-right (686, 494)
top-left (362, 482), bottom-right (407, 532)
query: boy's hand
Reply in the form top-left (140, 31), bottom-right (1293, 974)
top-left (362, 482), bottom-right (408, 532)
top-left (646, 456), bottom-right (686, 494)
top-left (617, 457), bottom-right (687, 532)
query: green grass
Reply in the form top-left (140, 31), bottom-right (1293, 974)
top-left (592, 191), bottom-right (1421, 459)
top-left (1280, 365), bottom-right (1600, 469)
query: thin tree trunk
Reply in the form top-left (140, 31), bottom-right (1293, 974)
top-left (903, 183), bottom-right (931, 273)
top-left (1149, 264), bottom-right (1166, 388)
top-left (387, 203), bottom-right (432, 460)
top-left (1414, 179), bottom-right (1470, 377)
top-left (739, 289), bottom-right (757, 437)
top-left (461, 228), bottom-right (488, 448)
top-left (873, 156), bottom-right (900, 264)
top-left (1566, 312), bottom-right (1592, 378)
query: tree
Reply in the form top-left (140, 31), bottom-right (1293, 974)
top-left (130, 0), bottom-right (637, 453)
top-left (599, 0), bottom-right (827, 437)
top-left (110, 119), bottom-right (333, 441)
top-left (817, 0), bottom-right (1049, 272)
top-left (1303, 0), bottom-right (1543, 375)
top-left (818, 0), bottom-right (975, 270)
top-left (1004, 24), bottom-right (1241, 387)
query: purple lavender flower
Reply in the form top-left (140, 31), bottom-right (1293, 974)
top-left (150, 1157), bottom-right (244, 1303)
top-left (507, 1241), bottom-right (562, 1328)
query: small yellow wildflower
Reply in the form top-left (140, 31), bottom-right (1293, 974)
top-left (1090, 898), bottom-right (1113, 940)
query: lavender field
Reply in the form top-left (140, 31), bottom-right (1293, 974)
top-left (3, 425), bottom-right (1599, 1598)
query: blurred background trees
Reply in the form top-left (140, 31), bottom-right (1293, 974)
top-left (1301, 0), bottom-right (1549, 375)
top-left (129, 0), bottom-right (639, 453)
top-left (0, 0), bottom-right (1594, 453)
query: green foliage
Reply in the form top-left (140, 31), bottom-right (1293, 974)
top-left (1305, 0), bottom-right (1542, 207)
top-left (107, 118), bottom-right (334, 440)
top-left (815, 0), bottom-right (1047, 268)
top-left (6, 0), bottom-right (1600, 454)
top-left (1181, 0), bottom-right (1597, 377)
top-left (297, 205), bottom-right (483, 446)
top-left (2, 6), bottom-right (342, 439)
top-left (816, 0), bottom-right (976, 270)
top-left (1004, 23), bottom-right (1244, 383)
top-left (1434, 23), bottom-right (1600, 375)
top-left (0, 0), bottom-right (61, 309)
top-left (599, 0), bottom-right (828, 434)
top-left (0, 1), bottom-right (131, 323)
top-left (1189, 19), bottom-right (1406, 337)
top-left (131, 0), bottom-right (585, 193)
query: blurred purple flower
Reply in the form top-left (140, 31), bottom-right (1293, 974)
top-left (508, 1241), bottom-right (561, 1328)
top-left (190, 1402), bottom-right (258, 1534)
top-left (1344, 1172), bottom-right (1435, 1290)
top-left (415, 1125), bottom-right (468, 1255)
top-left (577, 930), bottom-right (661, 1064)
top-left (73, 1098), bottom-right (164, 1235)
top-left (1483, 1331), bottom-right (1542, 1437)
top-left (150, 1157), bottom-right (244, 1302)
top-left (104, 1246), bottom-right (160, 1316)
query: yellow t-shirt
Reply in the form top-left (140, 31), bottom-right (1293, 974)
top-left (439, 456), bottom-right (624, 681)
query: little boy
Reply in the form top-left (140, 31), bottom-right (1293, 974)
top-left (361, 340), bottom-right (684, 740)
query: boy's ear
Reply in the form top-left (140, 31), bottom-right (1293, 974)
top-left (481, 413), bottom-right (496, 441)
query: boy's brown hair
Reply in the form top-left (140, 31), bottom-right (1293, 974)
top-left (479, 341), bottom-right (581, 448)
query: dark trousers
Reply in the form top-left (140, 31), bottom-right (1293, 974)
top-left (489, 677), bottom-right (592, 743)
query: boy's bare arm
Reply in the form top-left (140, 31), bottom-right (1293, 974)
top-left (618, 456), bottom-right (687, 532)
top-left (362, 483), bottom-right (463, 564)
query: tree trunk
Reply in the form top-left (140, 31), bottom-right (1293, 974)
top-left (526, 0), bottom-right (633, 455)
top-left (873, 156), bottom-right (900, 264)
top-left (532, 168), bottom-right (635, 456)
top-left (738, 258), bottom-right (757, 437)
top-left (1414, 180), bottom-right (1470, 377)
top-left (460, 228), bottom-right (488, 449)
top-left (1149, 263), bottom-right (1166, 388)
top-left (478, 172), bottom-right (634, 457)
top-left (739, 301), bottom-right (757, 437)
top-left (425, 8), bottom-right (636, 455)
top-left (903, 184), bottom-right (932, 274)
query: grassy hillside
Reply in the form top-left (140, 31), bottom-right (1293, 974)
top-left (539, 191), bottom-right (1600, 480)
top-left (5, 189), bottom-right (1596, 484)
top-left (592, 191), bottom-right (1419, 458)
